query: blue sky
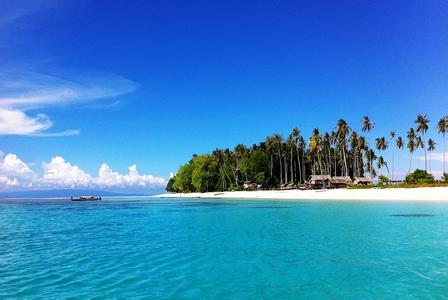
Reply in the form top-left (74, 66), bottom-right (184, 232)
top-left (0, 0), bottom-right (447, 190)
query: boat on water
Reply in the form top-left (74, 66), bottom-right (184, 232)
top-left (71, 196), bottom-right (102, 201)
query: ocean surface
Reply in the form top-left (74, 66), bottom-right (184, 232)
top-left (1, 197), bottom-right (448, 298)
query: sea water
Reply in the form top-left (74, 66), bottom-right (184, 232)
top-left (1, 197), bottom-right (448, 298)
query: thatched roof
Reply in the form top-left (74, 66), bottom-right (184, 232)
top-left (329, 176), bottom-right (352, 184)
top-left (354, 177), bottom-right (373, 183)
top-left (309, 175), bottom-right (331, 181)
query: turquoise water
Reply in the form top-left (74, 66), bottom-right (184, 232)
top-left (1, 198), bottom-right (448, 298)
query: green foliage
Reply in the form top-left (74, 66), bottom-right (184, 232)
top-left (443, 173), bottom-right (448, 183)
top-left (405, 169), bottom-right (435, 184)
top-left (166, 176), bottom-right (176, 192)
top-left (349, 183), bottom-right (448, 189)
top-left (248, 151), bottom-right (269, 184)
top-left (165, 116), bottom-right (446, 193)
top-left (378, 175), bottom-right (389, 185)
top-left (172, 161), bottom-right (194, 193)
top-left (191, 155), bottom-right (219, 192)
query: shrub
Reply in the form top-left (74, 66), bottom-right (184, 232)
top-left (444, 173), bottom-right (448, 183)
top-left (166, 176), bottom-right (176, 192)
top-left (378, 175), bottom-right (390, 185)
top-left (405, 169), bottom-right (435, 184)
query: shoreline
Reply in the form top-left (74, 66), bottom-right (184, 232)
top-left (154, 187), bottom-right (448, 201)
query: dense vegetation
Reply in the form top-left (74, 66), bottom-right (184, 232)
top-left (167, 115), bottom-right (448, 193)
top-left (405, 169), bottom-right (435, 184)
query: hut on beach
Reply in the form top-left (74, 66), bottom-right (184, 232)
top-left (329, 176), bottom-right (352, 188)
top-left (280, 183), bottom-right (298, 190)
top-left (308, 175), bottom-right (331, 189)
top-left (354, 177), bottom-right (373, 185)
top-left (244, 181), bottom-right (262, 191)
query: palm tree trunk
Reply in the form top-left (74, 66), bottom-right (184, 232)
top-left (334, 150), bottom-right (337, 176)
top-left (302, 151), bottom-right (306, 182)
top-left (392, 146), bottom-right (395, 181)
top-left (423, 134), bottom-right (427, 171)
top-left (342, 146), bottom-right (348, 176)
top-left (444, 134), bottom-right (446, 175)
top-left (290, 148), bottom-right (294, 183)
top-left (296, 148), bottom-right (302, 183)
top-left (318, 153), bottom-right (323, 175)
top-left (278, 150), bottom-right (283, 185)
top-left (368, 133), bottom-right (373, 178)
top-left (408, 153), bottom-right (413, 173)
top-left (429, 152), bottom-right (432, 174)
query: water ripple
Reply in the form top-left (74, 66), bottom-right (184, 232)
top-left (1, 198), bottom-right (448, 298)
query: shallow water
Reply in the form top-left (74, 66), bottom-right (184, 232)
top-left (1, 197), bottom-right (448, 298)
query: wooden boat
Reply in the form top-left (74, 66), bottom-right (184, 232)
top-left (71, 196), bottom-right (102, 201)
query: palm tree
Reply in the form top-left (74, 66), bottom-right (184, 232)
top-left (427, 139), bottom-right (436, 174)
top-left (416, 136), bottom-right (424, 169)
top-left (390, 131), bottom-right (396, 180)
top-left (291, 128), bottom-right (301, 183)
top-left (330, 131), bottom-right (338, 176)
top-left (273, 134), bottom-right (284, 185)
top-left (298, 136), bottom-right (307, 181)
top-left (362, 116), bottom-right (374, 178)
top-left (407, 128), bottom-right (416, 173)
top-left (350, 132), bottom-right (359, 177)
top-left (357, 136), bottom-right (367, 177)
top-left (265, 136), bottom-right (275, 179)
top-left (323, 132), bottom-right (332, 176)
top-left (287, 132), bottom-right (295, 183)
top-left (366, 149), bottom-right (377, 178)
top-left (375, 137), bottom-right (388, 151)
top-left (438, 116), bottom-right (448, 175)
top-left (377, 156), bottom-right (389, 175)
top-left (415, 114), bottom-right (430, 171)
top-left (309, 128), bottom-right (322, 175)
top-left (336, 119), bottom-right (351, 176)
top-left (396, 136), bottom-right (403, 179)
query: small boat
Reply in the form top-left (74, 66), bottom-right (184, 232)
top-left (71, 196), bottom-right (102, 201)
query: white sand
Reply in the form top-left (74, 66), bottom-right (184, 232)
top-left (154, 187), bottom-right (448, 201)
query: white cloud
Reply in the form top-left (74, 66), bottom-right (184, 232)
top-left (97, 163), bottom-right (167, 188)
top-left (0, 107), bottom-right (52, 135)
top-left (416, 152), bottom-right (448, 162)
top-left (97, 163), bottom-right (124, 187)
top-left (0, 153), bottom-right (34, 176)
top-left (0, 70), bottom-right (137, 109)
top-left (0, 151), bottom-right (35, 188)
top-left (42, 156), bottom-right (92, 188)
top-left (30, 129), bottom-right (80, 137)
top-left (0, 69), bottom-right (137, 136)
top-left (0, 150), bottom-right (167, 191)
top-left (0, 175), bottom-right (19, 186)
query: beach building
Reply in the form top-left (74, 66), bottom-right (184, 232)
top-left (308, 175), bottom-right (331, 189)
top-left (354, 177), bottom-right (373, 185)
top-left (243, 181), bottom-right (262, 191)
top-left (329, 176), bottom-right (352, 188)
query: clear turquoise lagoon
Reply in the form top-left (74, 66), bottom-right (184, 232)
top-left (1, 197), bottom-right (448, 298)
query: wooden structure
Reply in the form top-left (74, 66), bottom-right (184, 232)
top-left (353, 177), bottom-right (373, 185)
top-left (280, 183), bottom-right (298, 190)
top-left (329, 176), bottom-right (352, 188)
top-left (307, 175), bottom-right (331, 189)
top-left (243, 181), bottom-right (262, 191)
top-left (71, 196), bottom-right (102, 201)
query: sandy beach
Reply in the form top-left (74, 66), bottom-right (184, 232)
top-left (155, 187), bottom-right (448, 201)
